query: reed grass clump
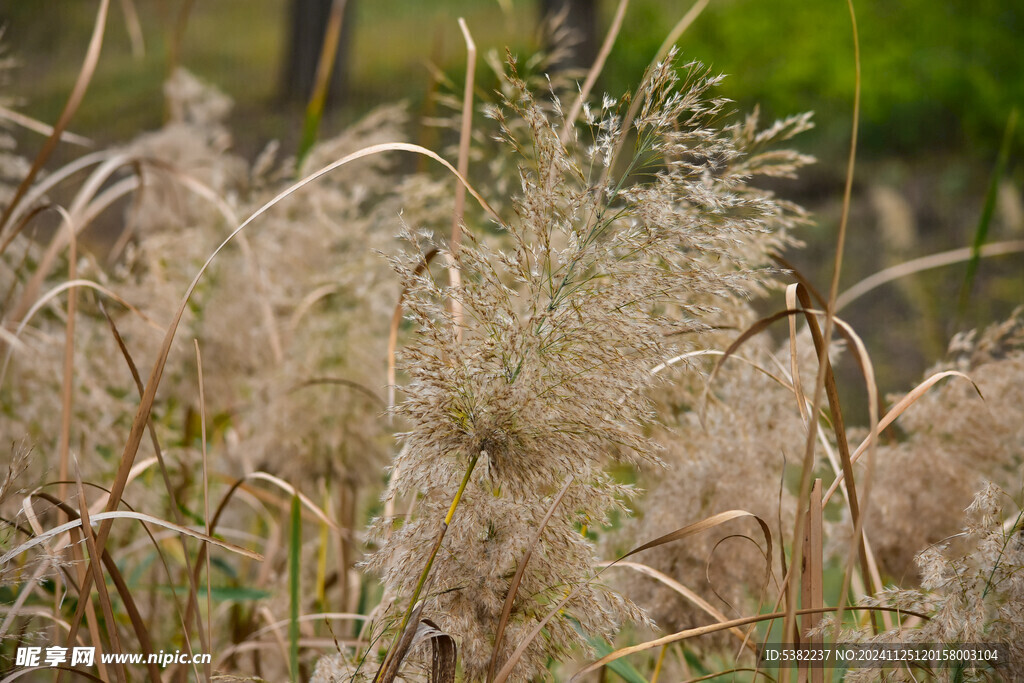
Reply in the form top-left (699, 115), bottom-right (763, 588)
top-left (0, 64), bottom-right (407, 681)
top-left (619, 334), bottom-right (807, 636)
top-left (865, 310), bottom-right (1024, 580)
top-left (358, 51), bottom-right (814, 681)
top-left (832, 480), bottom-right (1024, 681)
top-left (3, 6), bottom-right (1023, 681)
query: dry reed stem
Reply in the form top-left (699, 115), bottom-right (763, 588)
top-left (0, 0), bottom-right (109, 239)
top-left (447, 18), bottom-right (476, 338)
top-left (653, 0), bottom-right (712, 68)
top-left (0, 278), bottom-right (166, 370)
top-left (681, 668), bottom-right (774, 683)
top-left (486, 475), bottom-right (575, 682)
top-left (822, 369), bottom-right (980, 505)
top-left (7, 151), bottom-right (144, 322)
top-left (798, 479), bottom-right (822, 683)
top-left (814, 0), bottom-right (861, 655)
top-left (71, 456), bottom-right (127, 683)
top-left (376, 451), bottom-right (481, 682)
top-left (835, 239), bottom-right (1024, 311)
top-left (0, 150), bottom-right (110, 255)
top-left (559, 0), bottom-right (629, 144)
top-left (786, 285), bottom-right (810, 423)
top-left (51, 207), bottom-right (76, 658)
top-left (0, 511), bottom-right (263, 566)
top-left (495, 511), bottom-right (772, 683)
top-left (25, 492), bottom-right (164, 681)
top-left (68, 525), bottom-right (111, 682)
top-left (778, 0), bottom-right (863, 659)
top-left (792, 288), bottom-right (874, 595)
top-left (703, 299), bottom-right (875, 649)
top-left (601, 561), bottom-right (757, 654)
top-left (789, 339), bottom-right (888, 632)
top-left (788, 346), bottom-right (833, 652)
top-left (167, 0), bottom-right (195, 87)
top-left (194, 339), bottom-right (214, 681)
top-left (650, 644), bottom-right (669, 683)
top-left (571, 605), bottom-right (929, 681)
top-left (825, 313), bottom-right (886, 629)
top-left (57, 208), bottom-right (76, 547)
top-left (117, 0), bottom-right (144, 58)
top-left (0, 103), bottom-right (92, 146)
top-left (99, 303), bottom-right (211, 667)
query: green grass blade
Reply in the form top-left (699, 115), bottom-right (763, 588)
top-left (290, 493), bottom-right (302, 683)
top-left (296, 0), bottom-right (348, 169)
top-left (957, 107), bottom-right (1018, 319)
top-left (582, 630), bottom-right (649, 683)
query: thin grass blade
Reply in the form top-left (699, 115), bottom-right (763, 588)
top-left (957, 108), bottom-right (1019, 319)
top-left (296, 0), bottom-right (349, 167)
top-left (290, 493), bottom-right (302, 683)
top-left (0, 0), bottom-right (110, 240)
top-left (487, 476), bottom-right (574, 682)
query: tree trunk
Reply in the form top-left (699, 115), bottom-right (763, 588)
top-left (540, 0), bottom-right (599, 72)
top-left (280, 0), bottom-right (355, 104)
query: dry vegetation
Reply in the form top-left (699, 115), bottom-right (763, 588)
top-left (1, 3), bottom-right (1023, 682)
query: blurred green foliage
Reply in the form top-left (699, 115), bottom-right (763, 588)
top-left (610, 0), bottom-right (1023, 158)
top-left (3, 0), bottom-right (1020, 159)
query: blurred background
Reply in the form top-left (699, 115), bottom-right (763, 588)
top-left (2, 0), bottom-right (1022, 419)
